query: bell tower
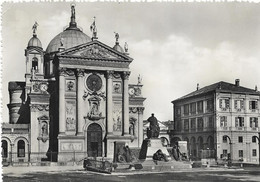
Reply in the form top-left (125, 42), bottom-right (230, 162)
top-left (25, 22), bottom-right (44, 86)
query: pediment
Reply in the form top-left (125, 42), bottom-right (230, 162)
top-left (57, 41), bottom-right (132, 62)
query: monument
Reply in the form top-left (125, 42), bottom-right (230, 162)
top-left (139, 114), bottom-right (170, 160)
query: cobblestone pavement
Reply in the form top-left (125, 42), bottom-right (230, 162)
top-left (2, 166), bottom-right (260, 182)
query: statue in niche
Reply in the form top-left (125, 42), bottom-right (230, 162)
top-left (90, 103), bottom-right (99, 115)
top-left (41, 122), bottom-right (48, 136)
top-left (146, 113), bottom-right (160, 139)
top-left (129, 123), bottom-right (134, 136)
top-left (88, 100), bottom-right (102, 120)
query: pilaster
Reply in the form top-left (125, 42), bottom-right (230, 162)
top-left (138, 107), bottom-right (145, 147)
top-left (123, 71), bottom-right (131, 136)
top-left (59, 68), bottom-right (66, 135)
top-left (77, 69), bottom-right (85, 135)
top-left (106, 71), bottom-right (114, 134)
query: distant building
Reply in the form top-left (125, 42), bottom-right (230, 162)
top-left (1, 5), bottom-right (146, 164)
top-left (170, 79), bottom-right (260, 163)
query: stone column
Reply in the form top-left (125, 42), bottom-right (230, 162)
top-left (106, 71), bottom-right (114, 135)
top-left (59, 68), bottom-right (66, 134)
top-left (123, 71), bottom-right (131, 136)
top-left (138, 107), bottom-right (145, 147)
top-left (77, 69), bottom-right (85, 135)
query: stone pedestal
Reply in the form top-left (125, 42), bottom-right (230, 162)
top-left (139, 138), bottom-right (170, 160)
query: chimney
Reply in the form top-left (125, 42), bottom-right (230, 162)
top-left (235, 79), bottom-right (240, 87)
top-left (255, 85), bottom-right (258, 92)
top-left (197, 83), bottom-right (199, 91)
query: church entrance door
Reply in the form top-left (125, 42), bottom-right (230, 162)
top-left (87, 123), bottom-right (102, 157)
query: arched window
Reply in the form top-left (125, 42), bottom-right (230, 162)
top-left (1, 140), bottom-right (8, 158)
top-left (252, 136), bottom-right (257, 143)
top-left (32, 57), bottom-right (38, 72)
top-left (17, 140), bottom-right (25, 157)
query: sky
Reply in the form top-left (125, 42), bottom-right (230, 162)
top-left (1, 2), bottom-right (260, 122)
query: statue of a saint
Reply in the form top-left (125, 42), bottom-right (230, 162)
top-left (124, 42), bottom-right (128, 53)
top-left (90, 103), bottom-right (99, 115)
top-left (114, 32), bottom-right (119, 42)
top-left (42, 122), bottom-right (48, 135)
top-left (32, 21), bottom-right (39, 35)
top-left (147, 113), bottom-right (160, 138)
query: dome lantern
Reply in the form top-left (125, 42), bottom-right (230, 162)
top-left (46, 5), bottom-right (91, 54)
top-left (27, 22), bottom-right (42, 49)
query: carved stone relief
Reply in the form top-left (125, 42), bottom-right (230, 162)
top-left (113, 103), bottom-right (122, 132)
top-left (31, 104), bottom-right (49, 112)
top-left (66, 100), bottom-right (76, 131)
top-left (60, 142), bottom-right (82, 151)
top-left (66, 79), bottom-right (75, 91)
top-left (58, 67), bottom-right (75, 77)
top-left (80, 46), bottom-right (111, 59)
top-left (113, 82), bottom-right (122, 94)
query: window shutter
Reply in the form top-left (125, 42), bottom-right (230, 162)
top-left (242, 117), bottom-right (244, 127)
top-left (249, 101), bottom-right (252, 110)
top-left (256, 101), bottom-right (258, 109)
top-left (235, 100), bottom-right (237, 109)
top-left (250, 118), bottom-right (252, 127)
top-left (219, 99), bottom-right (222, 108)
top-left (256, 118), bottom-right (258, 127)
top-left (226, 99), bottom-right (230, 108)
top-left (235, 117), bottom-right (238, 127)
top-left (241, 100), bottom-right (244, 109)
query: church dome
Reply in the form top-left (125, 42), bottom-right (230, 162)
top-left (113, 43), bottom-right (124, 53)
top-left (27, 35), bottom-right (42, 49)
top-left (46, 29), bottom-right (91, 53)
top-left (45, 4), bottom-right (91, 54)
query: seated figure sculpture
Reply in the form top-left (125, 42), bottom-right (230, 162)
top-left (146, 113), bottom-right (160, 138)
top-left (153, 149), bottom-right (169, 163)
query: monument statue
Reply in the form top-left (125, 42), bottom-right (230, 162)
top-left (146, 113), bottom-right (160, 139)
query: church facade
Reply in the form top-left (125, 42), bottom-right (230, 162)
top-left (2, 5), bottom-right (145, 163)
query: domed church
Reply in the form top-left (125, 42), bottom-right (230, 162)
top-left (2, 4), bottom-right (145, 163)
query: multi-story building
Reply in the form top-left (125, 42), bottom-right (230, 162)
top-left (171, 79), bottom-right (260, 163)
